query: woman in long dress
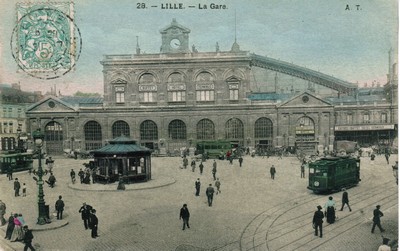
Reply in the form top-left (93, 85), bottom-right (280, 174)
top-left (324, 196), bottom-right (336, 224)
top-left (17, 214), bottom-right (25, 240)
top-left (10, 214), bottom-right (22, 242)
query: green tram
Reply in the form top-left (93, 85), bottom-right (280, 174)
top-left (194, 140), bottom-right (233, 159)
top-left (0, 152), bottom-right (34, 174)
top-left (307, 156), bottom-right (360, 193)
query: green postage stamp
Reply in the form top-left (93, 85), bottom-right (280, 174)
top-left (11, 2), bottom-right (81, 79)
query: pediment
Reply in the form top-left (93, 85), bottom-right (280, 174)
top-left (279, 92), bottom-right (332, 108)
top-left (160, 19), bottom-right (190, 34)
top-left (27, 96), bottom-right (77, 113)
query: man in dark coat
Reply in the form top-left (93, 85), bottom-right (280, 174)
top-left (78, 203), bottom-right (93, 230)
top-left (212, 161), bottom-right (217, 180)
top-left (23, 225), bottom-right (35, 251)
top-left (78, 169), bottom-right (85, 184)
top-left (55, 195), bottom-right (65, 220)
top-left (195, 178), bottom-right (201, 196)
top-left (70, 169), bottom-right (76, 184)
top-left (270, 165), bottom-right (276, 180)
top-left (89, 209), bottom-right (99, 238)
top-left (5, 213), bottom-right (15, 240)
top-left (179, 204), bottom-right (190, 230)
top-left (206, 184), bottom-right (215, 206)
top-left (14, 178), bottom-right (21, 196)
top-left (339, 188), bottom-right (352, 212)
top-left (371, 205), bottom-right (385, 233)
top-left (238, 156), bottom-right (243, 167)
top-left (312, 205), bottom-right (324, 238)
top-left (46, 173), bottom-right (56, 188)
top-left (7, 166), bottom-right (13, 180)
top-left (199, 162), bottom-right (204, 174)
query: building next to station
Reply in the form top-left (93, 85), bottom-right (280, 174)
top-left (24, 19), bottom-right (398, 155)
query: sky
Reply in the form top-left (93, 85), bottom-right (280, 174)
top-left (0, 0), bottom-right (398, 96)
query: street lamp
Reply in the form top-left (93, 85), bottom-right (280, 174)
top-left (16, 126), bottom-right (22, 152)
top-left (32, 129), bottom-right (48, 225)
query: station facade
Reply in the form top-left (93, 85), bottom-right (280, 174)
top-left (25, 19), bottom-right (398, 155)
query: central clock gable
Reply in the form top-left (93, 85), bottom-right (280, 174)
top-left (160, 18), bottom-right (190, 53)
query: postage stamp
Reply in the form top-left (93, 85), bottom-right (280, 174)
top-left (10, 2), bottom-right (82, 79)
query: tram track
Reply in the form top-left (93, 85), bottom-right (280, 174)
top-left (270, 191), bottom-right (397, 251)
top-left (238, 182), bottom-right (396, 251)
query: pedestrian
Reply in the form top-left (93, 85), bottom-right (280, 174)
top-left (0, 200), bottom-right (6, 226)
top-left (212, 160), bottom-right (217, 181)
top-left (14, 178), bottom-right (21, 197)
top-left (46, 172), bottom-right (56, 188)
top-left (371, 152), bottom-right (376, 161)
top-left (312, 205), bottom-right (324, 238)
top-left (183, 156), bottom-right (188, 169)
top-left (199, 161), bottom-right (204, 174)
top-left (7, 166), bottom-right (13, 181)
top-left (22, 225), bottom-right (35, 251)
top-left (195, 178), bottom-right (201, 196)
top-left (324, 196), bottom-right (336, 224)
top-left (339, 188), bottom-right (352, 212)
top-left (79, 203), bottom-right (93, 230)
top-left (46, 156), bottom-right (54, 171)
top-left (206, 184), bottom-right (215, 207)
top-left (238, 156), bottom-right (243, 167)
top-left (89, 209), bottom-right (99, 238)
top-left (4, 213), bottom-right (15, 240)
top-left (55, 195), bottom-right (65, 220)
top-left (83, 171), bottom-right (91, 184)
top-left (191, 160), bottom-right (196, 172)
top-left (215, 178), bottom-right (221, 194)
top-left (385, 152), bottom-right (390, 165)
top-left (22, 183), bottom-right (27, 197)
top-left (10, 213), bottom-right (23, 242)
top-left (371, 205), bottom-right (385, 233)
top-left (78, 169), bottom-right (85, 183)
top-left (179, 204), bottom-right (190, 230)
top-left (229, 155), bottom-right (233, 165)
top-left (270, 165), bottom-right (276, 180)
top-left (70, 169), bottom-right (76, 184)
top-left (300, 163), bottom-right (305, 178)
top-left (378, 238), bottom-right (391, 251)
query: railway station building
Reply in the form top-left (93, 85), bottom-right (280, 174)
top-left (25, 19), bottom-right (398, 155)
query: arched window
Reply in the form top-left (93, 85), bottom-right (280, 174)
top-left (112, 120), bottom-right (130, 138)
top-left (139, 73), bottom-right (157, 103)
top-left (196, 119), bottom-right (215, 140)
top-left (84, 121), bottom-right (102, 150)
top-left (295, 116), bottom-right (315, 140)
top-left (45, 121), bottom-right (63, 154)
top-left (168, 120), bottom-right (186, 140)
top-left (225, 118), bottom-right (244, 139)
top-left (195, 71), bottom-right (214, 102)
top-left (167, 73), bottom-right (186, 102)
top-left (254, 118), bottom-right (273, 138)
top-left (140, 120), bottom-right (158, 140)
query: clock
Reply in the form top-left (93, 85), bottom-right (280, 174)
top-left (170, 38), bottom-right (181, 49)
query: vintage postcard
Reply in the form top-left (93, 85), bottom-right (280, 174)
top-left (0, 0), bottom-right (398, 250)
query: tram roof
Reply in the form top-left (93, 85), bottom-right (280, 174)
top-left (310, 156), bottom-right (358, 167)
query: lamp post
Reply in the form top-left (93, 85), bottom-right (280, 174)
top-left (32, 129), bottom-right (48, 225)
top-left (16, 126), bottom-right (22, 152)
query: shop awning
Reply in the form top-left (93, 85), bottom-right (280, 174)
top-left (334, 124), bottom-right (395, 132)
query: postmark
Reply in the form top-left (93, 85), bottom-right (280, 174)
top-left (10, 3), bottom-right (82, 80)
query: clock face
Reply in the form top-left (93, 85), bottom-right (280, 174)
top-left (170, 38), bottom-right (181, 49)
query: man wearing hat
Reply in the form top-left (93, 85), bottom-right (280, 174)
top-left (371, 205), bottom-right (385, 233)
top-left (270, 165), bottom-right (276, 180)
top-left (179, 204), bottom-right (190, 230)
top-left (312, 205), bottom-right (324, 238)
top-left (340, 188), bottom-right (352, 212)
top-left (89, 209), bottom-right (99, 238)
top-left (23, 225), bottom-right (35, 251)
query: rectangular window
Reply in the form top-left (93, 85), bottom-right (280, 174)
top-left (363, 114), bottom-right (370, 124)
top-left (116, 92), bottom-right (125, 103)
top-left (196, 90), bottom-right (214, 101)
top-left (142, 92), bottom-right (155, 102)
top-left (169, 91), bottom-right (186, 102)
top-left (115, 87), bottom-right (125, 103)
top-left (381, 113), bottom-right (388, 123)
top-left (346, 114), bottom-right (353, 124)
top-left (229, 89), bottom-right (239, 100)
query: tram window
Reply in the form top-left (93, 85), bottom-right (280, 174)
top-left (309, 168), bottom-right (314, 173)
top-left (323, 172), bottom-right (327, 177)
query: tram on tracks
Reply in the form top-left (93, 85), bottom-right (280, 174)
top-left (0, 152), bottom-right (34, 174)
top-left (307, 156), bottom-right (360, 193)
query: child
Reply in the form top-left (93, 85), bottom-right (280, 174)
top-left (22, 183), bottom-right (26, 197)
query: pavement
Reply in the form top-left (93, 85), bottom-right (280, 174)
top-left (0, 154), bottom-right (397, 251)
